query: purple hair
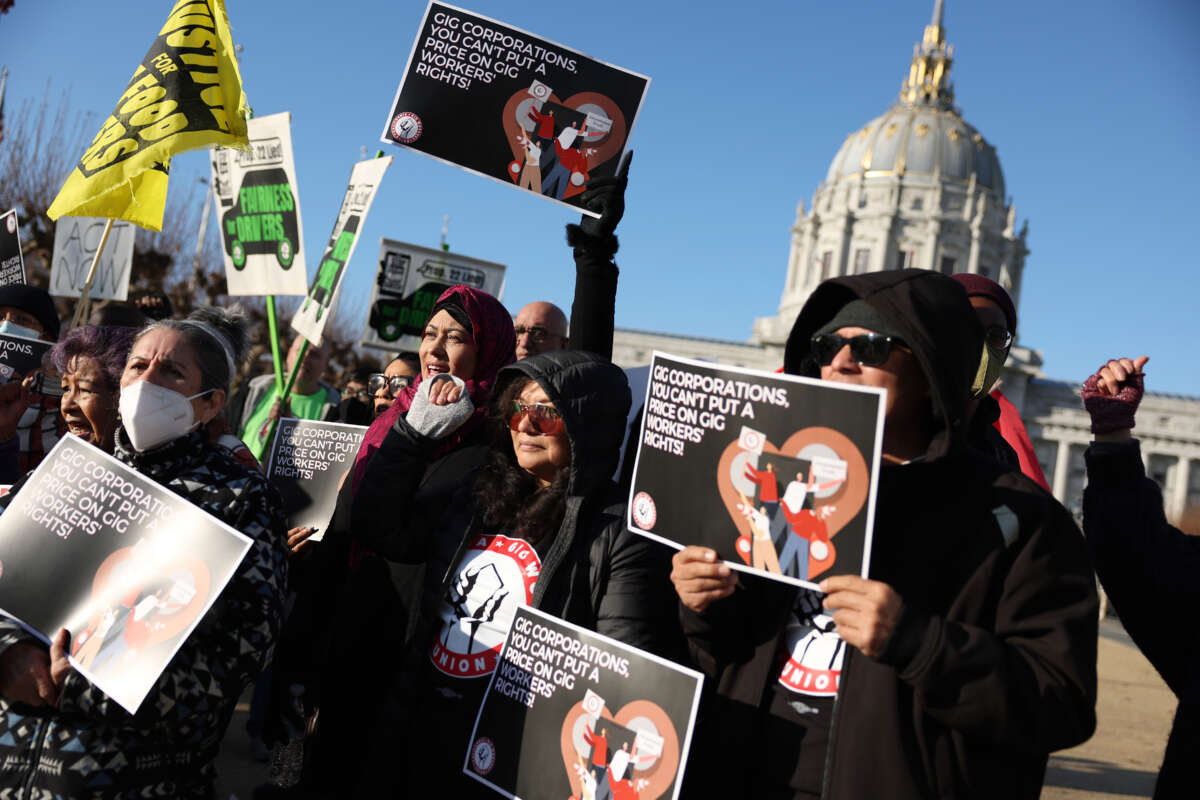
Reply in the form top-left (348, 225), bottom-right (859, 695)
top-left (50, 325), bottom-right (138, 391)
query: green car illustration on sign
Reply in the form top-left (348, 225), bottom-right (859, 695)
top-left (221, 168), bottom-right (299, 271)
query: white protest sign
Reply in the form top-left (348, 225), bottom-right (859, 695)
top-left (291, 156), bottom-right (392, 345)
top-left (210, 112), bottom-right (308, 296)
top-left (0, 437), bottom-right (253, 714)
top-left (49, 217), bottom-right (136, 301)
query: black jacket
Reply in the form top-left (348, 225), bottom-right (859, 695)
top-left (1084, 439), bottom-right (1200, 798)
top-left (565, 224), bottom-right (619, 360)
top-left (968, 392), bottom-right (1021, 470)
top-left (682, 271), bottom-right (1098, 799)
top-left (352, 350), bottom-right (673, 649)
top-left (348, 351), bottom-right (679, 794)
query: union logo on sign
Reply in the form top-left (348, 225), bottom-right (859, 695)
top-left (430, 534), bottom-right (540, 678)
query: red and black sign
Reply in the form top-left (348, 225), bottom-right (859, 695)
top-left (381, 2), bottom-right (650, 215)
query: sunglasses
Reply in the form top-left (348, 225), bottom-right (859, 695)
top-left (811, 332), bottom-right (908, 367)
top-left (509, 400), bottom-right (565, 435)
top-left (367, 374), bottom-right (412, 396)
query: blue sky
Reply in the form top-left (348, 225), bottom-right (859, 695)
top-left (3, 0), bottom-right (1198, 394)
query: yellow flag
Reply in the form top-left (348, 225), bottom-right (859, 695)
top-left (47, 0), bottom-right (249, 231)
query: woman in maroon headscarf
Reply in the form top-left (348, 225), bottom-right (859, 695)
top-left (270, 285), bottom-right (515, 792)
top-left (349, 285), bottom-right (517, 491)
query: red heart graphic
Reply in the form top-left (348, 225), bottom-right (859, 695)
top-left (501, 90), bottom-right (626, 200)
top-left (717, 427), bottom-right (868, 582)
top-left (560, 698), bottom-right (681, 799)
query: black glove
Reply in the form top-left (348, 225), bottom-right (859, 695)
top-left (567, 151), bottom-right (632, 257)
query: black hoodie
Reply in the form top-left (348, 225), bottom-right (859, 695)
top-left (682, 271), bottom-right (1098, 799)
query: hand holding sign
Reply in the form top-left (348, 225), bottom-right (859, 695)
top-left (49, 628), bottom-right (73, 696)
top-left (669, 546), bottom-right (736, 615)
top-left (578, 150), bottom-right (632, 240)
top-left (819, 575), bottom-right (903, 658)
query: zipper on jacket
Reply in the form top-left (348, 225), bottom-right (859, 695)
top-left (820, 648), bottom-right (852, 800)
top-left (20, 714), bottom-right (50, 799)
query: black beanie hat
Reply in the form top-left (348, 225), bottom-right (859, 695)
top-left (429, 295), bottom-right (473, 336)
top-left (0, 284), bottom-right (61, 339)
top-left (815, 299), bottom-right (903, 342)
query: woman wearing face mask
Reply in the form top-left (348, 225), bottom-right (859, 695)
top-left (347, 350), bottom-right (678, 796)
top-left (0, 306), bottom-right (289, 798)
top-left (268, 285), bottom-right (516, 792)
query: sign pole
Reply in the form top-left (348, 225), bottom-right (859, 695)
top-left (70, 218), bottom-right (114, 329)
top-left (262, 337), bottom-right (307, 454)
top-left (265, 295), bottom-right (285, 393)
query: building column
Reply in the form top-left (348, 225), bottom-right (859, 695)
top-left (966, 191), bottom-right (985, 274)
top-left (1051, 438), bottom-right (1071, 502)
top-left (836, 214), bottom-right (854, 276)
top-left (925, 219), bottom-right (942, 271)
top-left (1171, 456), bottom-right (1191, 520)
top-left (798, 213), bottom-right (817, 290)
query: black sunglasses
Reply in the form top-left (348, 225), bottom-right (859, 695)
top-left (367, 374), bottom-right (412, 396)
top-left (811, 332), bottom-right (908, 367)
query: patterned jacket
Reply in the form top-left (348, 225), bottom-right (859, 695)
top-left (0, 430), bottom-right (288, 798)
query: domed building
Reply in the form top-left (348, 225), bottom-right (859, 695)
top-left (751, 0), bottom-right (1027, 350)
top-left (610, 1), bottom-right (1200, 524)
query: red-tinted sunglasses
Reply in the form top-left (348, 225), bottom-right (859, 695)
top-left (509, 400), bottom-right (565, 435)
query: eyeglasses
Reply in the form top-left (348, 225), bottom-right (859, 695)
top-left (513, 325), bottom-right (557, 344)
top-left (509, 400), bottom-right (565, 435)
top-left (984, 326), bottom-right (1013, 352)
top-left (811, 332), bottom-right (908, 367)
top-left (367, 374), bottom-right (412, 396)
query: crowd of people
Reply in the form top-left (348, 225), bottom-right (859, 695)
top-left (0, 160), bottom-right (1190, 800)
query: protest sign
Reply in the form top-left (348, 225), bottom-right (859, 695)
top-left (45, 0), bottom-right (248, 231)
top-left (211, 112), bottom-right (308, 296)
top-left (626, 353), bottom-right (885, 591)
top-left (360, 238), bottom-right (506, 354)
top-left (0, 437), bottom-right (253, 714)
top-left (465, 606), bottom-right (701, 800)
top-left (291, 156), bottom-right (392, 345)
top-left (49, 216), bottom-right (136, 301)
top-left (381, 1), bottom-right (650, 215)
top-left (0, 210), bottom-right (25, 286)
top-left (264, 418), bottom-right (366, 539)
top-left (0, 332), bottom-right (53, 384)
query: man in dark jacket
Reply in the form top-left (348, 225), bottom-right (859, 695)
top-left (1081, 355), bottom-right (1198, 799)
top-left (671, 270), bottom-right (1098, 799)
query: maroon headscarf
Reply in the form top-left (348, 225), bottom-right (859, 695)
top-left (351, 285), bottom-right (516, 490)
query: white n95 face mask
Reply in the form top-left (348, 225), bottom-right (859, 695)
top-left (118, 380), bottom-right (212, 452)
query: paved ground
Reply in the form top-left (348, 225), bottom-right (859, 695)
top-left (214, 693), bottom-right (267, 799)
top-left (1043, 619), bottom-right (1175, 799)
top-left (215, 618), bottom-right (1175, 799)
